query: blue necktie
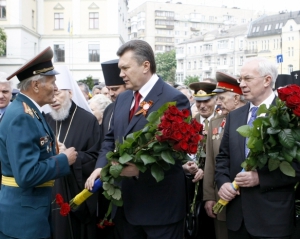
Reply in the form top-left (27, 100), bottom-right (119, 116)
top-left (245, 107), bottom-right (258, 157)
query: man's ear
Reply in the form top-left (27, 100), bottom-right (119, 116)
top-left (264, 75), bottom-right (272, 87)
top-left (32, 80), bottom-right (39, 93)
top-left (143, 61), bottom-right (150, 73)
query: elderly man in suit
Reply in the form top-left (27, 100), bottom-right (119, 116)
top-left (215, 57), bottom-right (300, 239)
top-left (203, 71), bottom-right (246, 239)
top-left (86, 40), bottom-right (190, 239)
top-left (0, 47), bottom-right (77, 239)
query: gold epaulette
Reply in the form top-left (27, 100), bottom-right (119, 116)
top-left (22, 102), bottom-right (34, 118)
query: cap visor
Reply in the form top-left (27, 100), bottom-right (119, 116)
top-left (194, 96), bottom-right (213, 101)
top-left (212, 88), bottom-right (226, 93)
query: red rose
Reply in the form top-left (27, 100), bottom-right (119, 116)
top-left (179, 123), bottom-right (188, 134)
top-left (168, 106), bottom-right (181, 115)
top-left (277, 84), bottom-right (300, 101)
top-left (103, 220), bottom-right (115, 226)
top-left (190, 134), bottom-right (202, 144)
top-left (55, 194), bottom-right (64, 206)
top-left (174, 116), bottom-right (183, 123)
top-left (160, 129), bottom-right (172, 139)
top-left (182, 109), bottom-right (190, 118)
top-left (97, 223), bottom-right (106, 229)
top-left (173, 141), bottom-right (189, 152)
top-left (171, 122), bottom-right (181, 130)
top-left (60, 203), bottom-right (70, 216)
top-left (191, 119), bottom-right (203, 133)
top-left (158, 120), bottom-right (171, 130)
top-left (171, 131), bottom-right (183, 141)
top-left (293, 107), bottom-right (300, 117)
top-left (188, 143), bottom-right (198, 154)
top-left (285, 94), bottom-right (300, 109)
top-left (165, 112), bottom-right (175, 121)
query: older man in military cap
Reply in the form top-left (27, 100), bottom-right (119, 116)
top-left (0, 47), bottom-right (77, 239)
top-left (203, 71), bottom-right (246, 239)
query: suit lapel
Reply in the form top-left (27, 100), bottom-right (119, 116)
top-left (121, 91), bottom-right (134, 134)
top-left (238, 103), bottom-right (250, 158)
top-left (124, 79), bottom-right (164, 136)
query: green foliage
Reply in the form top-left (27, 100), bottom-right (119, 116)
top-left (237, 100), bottom-right (298, 177)
top-left (184, 75), bottom-right (199, 86)
top-left (78, 75), bottom-right (94, 90)
top-left (155, 50), bottom-right (176, 85)
top-left (0, 28), bottom-right (6, 56)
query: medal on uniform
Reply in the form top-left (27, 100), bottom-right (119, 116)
top-left (47, 145), bottom-right (50, 153)
top-left (212, 128), bottom-right (218, 140)
top-left (216, 118), bottom-right (226, 140)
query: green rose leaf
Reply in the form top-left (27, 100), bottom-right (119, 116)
top-left (135, 163), bottom-right (147, 173)
top-left (292, 129), bottom-right (300, 141)
top-left (109, 164), bottom-right (123, 178)
top-left (296, 148), bottom-right (300, 162)
top-left (102, 182), bottom-right (112, 190)
top-left (147, 111), bottom-right (160, 124)
top-left (279, 161), bottom-right (296, 177)
top-left (140, 154), bottom-right (156, 165)
top-left (268, 158), bottom-right (280, 171)
top-left (279, 112), bottom-right (290, 128)
top-left (119, 152), bottom-right (133, 164)
top-left (258, 154), bottom-right (268, 165)
top-left (151, 164), bottom-right (164, 182)
top-left (237, 125), bottom-right (252, 137)
top-left (112, 198), bottom-right (123, 207)
top-left (106, 151), bottom-right (114, 159)
top-left (101, 163), bottom-right (110, 177)
top-left (266, 127), bottom-right (281, 135)
top-left (102, 191), bottom-right (112, 200)
top-left (278, 129), bottom-right (295, 149)
top-left (267, 135), bottom-right (277, 147)
top-left (269, 115), bottom-right (279, 128)
top-left (153, 143), bottom-right (168, 152)
top-left (112, 188), bottom-right (122, 200)
top-left (161, 150), bottom-right (175, 164)
top-left (107, 186), bottom-right (115, 196)
top-left (281, 150), bottom-right (293, 163)
top-left (257, 104), bottom-right (268, 115)
top-left (157, 160), bottom-right (171, 170)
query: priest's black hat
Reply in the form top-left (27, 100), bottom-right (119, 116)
top-left (274, 74), bottom-right (294, 89)
top-left (291, 70), bottom-right (300, 86)
top-left (7, 47), bottom-right (59, 81)
top-left (101, 59), bottom-right (124, 86)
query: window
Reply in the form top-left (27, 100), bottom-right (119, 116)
top-left (239, 56), bottom-right (243, 66)
top-left (194, 46), bottom-right (196, 53)
top-left (217, 58), bottom-right (220, 65)
top-left (188, 62), bottom-right (191, 69)
top-left (288, 64), bottom-right (293, 73)
top-left (89, 44), bottom-right (100, 62)
top-left (223, 57), bottom-right (226, 65)
top-left (275, 23), bottom-right (279, 29)
top-left (291, 47), bottom-right (294, 57)
top-left (199, 60), bottom-right (202, 68)
top-left (194, 61), bottom-right (196, 69)
top-left (155, 45), bottom-right (163, 51)
top-left (32, 10), bottom-right (35, 28)
top-left (89, 12), bottom-right (99, 29)
top-left (252, 27), bottom-right (256, 33)
top-left (54, 44), bottom-right (65, 62)
top-left (0, 0), bottom-right (6, 19)
top-left (54, 13), bottom-right (64, 29)
top-left (264, 25), bottom-right (268, 31)
top-left (290, 25), bottom-right (293, 31)
top-left (230, 57), bottom-right (233, 66)
top-left (268, 24), bottom-right (271, 30)
top-left (256, 26), bottom-right (260, 32)
top-left (279, 23), bottom-right (283, 28)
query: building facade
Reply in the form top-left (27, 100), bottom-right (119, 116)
top-left (0, 0), bottom-right (128, 85)
top-left (176, 11), bottom-right (300, 83)
top-left (128, 1), bottom-right (260, 54)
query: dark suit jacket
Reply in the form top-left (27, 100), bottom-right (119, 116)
top-left (215, 102), bottom-right (300, 237)
top-left (101, 102), bottom-right (114, 143)
top-left (96, 78), bottom-right (190, 226)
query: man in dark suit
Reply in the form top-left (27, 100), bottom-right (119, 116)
top-left (86, 40), bottom-right (190, 239)
top-left (0, 47), bottom-right (77, 239)
top-left (215, 57), bottom-right (300, 239)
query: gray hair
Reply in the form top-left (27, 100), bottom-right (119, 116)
top-left (77, 82), bottom-right (90, 95)
top-left (89, 94), bottom-right (111, 114)
top-left (227, 91), bottom-right (247, 104)
top-left (0, 72), bottom-right (12, 91)
top-left (243, 57), bottom-right (278, 88)
top-left (17, 75), bottom-right (45, 91)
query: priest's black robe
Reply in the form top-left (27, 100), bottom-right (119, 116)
top-left (46, 101), bottom-right (101, 239)
top-left (101, 102), bottom-right (114, 143)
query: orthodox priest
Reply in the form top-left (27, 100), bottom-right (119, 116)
top-left (45, 66), bottom-right (101, 239)
top-left (101, 59), bottom-right (126, 142)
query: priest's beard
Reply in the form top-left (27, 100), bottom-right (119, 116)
top-left (50, 99), bottom-right (72, 121)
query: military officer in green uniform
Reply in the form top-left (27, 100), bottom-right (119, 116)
top-left (0, 47), bottom-right (77, 239)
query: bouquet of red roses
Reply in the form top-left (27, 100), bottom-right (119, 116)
top-left (98, 101), bottom-right (203, 224)
top-left (213, 84), bottom-right (300, 214)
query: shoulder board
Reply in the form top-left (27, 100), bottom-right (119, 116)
top-left (22, 102), bottom-right (34, 118)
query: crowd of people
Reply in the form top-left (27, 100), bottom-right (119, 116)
top-left (0, 40), bottom-right (299, 239)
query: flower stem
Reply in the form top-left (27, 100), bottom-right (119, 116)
top-left (190, 181), bottom-right (199, 213)
top-left (133, 138), bottom-right (156, 154)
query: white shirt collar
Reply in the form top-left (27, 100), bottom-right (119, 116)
top-left (200, 113), bottom-right (214, 125)
top-left (20, 92), bottom-right (43, 113)
top-left (132, 74), bottom-right (159, 101)
top-left (248, 92), bottom-right (275, 112)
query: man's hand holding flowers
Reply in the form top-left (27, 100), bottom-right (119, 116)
top-left (235, 170), bottom-right (259, 187)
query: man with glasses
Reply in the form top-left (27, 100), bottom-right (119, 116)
top-left (215, 57), bottom-right (300, 239)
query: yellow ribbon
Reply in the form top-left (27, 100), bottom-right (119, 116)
top-left (2, 176), bottom-right (55, 187)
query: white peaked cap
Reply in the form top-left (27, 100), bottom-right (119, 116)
top-left (42, 65), bottom-right (92, 114)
